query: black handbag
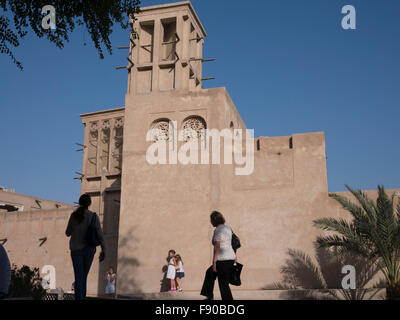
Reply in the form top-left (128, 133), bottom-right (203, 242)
top-left (86, 212), bottom-right (101, 247)
top-left (231, 231), bottom-right (241, 252)
top-left (230, 262), bottom-right (243, 286)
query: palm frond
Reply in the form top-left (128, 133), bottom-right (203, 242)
top-left (316, 234), bottom-right (371, 258)
top-left (329, 192), bottom-right (367, 223)
top-left (281, 249), bottom-right (326, 289)
top-left (315, 185), bottom-right (400, 299)
top-left (313, 218), bottom-right (366, 246)
top-left (344, 185), bottom-right (377, 224)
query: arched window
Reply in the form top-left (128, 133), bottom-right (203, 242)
top-left (182, 116), bottom-right (207, 142)
top-left (150, 118), bottom-right (172, 142)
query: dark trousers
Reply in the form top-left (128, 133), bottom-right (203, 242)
top-left (200, 260), bottom-right (234, 300)
top-left (71, 246), bottom-right (96, 300)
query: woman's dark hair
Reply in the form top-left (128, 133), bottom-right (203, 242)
top-left (175, 254), bottom-right (183, 265)
top-left (72, 194), bottom-right (91, 223)
top-left (167, 249), bottom-right (176, 262)
top-left (210, 211), bottom-right (225, 227)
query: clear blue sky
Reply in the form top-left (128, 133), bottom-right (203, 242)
top-left (0, 0), bottom-right (399, 205)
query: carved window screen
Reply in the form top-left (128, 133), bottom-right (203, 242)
top-left (112, 117), bottom-right (124, 172)
top-left (87, 121), bottom-right (99, 175)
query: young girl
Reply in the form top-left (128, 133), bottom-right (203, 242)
top-left (105, 266), bottom-right (116, 298)
top-left (175, 254), bottom-right (184, 292)
top-left (166, 249), bottom-right (177, 292)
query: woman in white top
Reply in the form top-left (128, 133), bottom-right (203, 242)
top-left (200, 211), bottom-right (236, 300)
top-left (105, 266), bottom-right (116, 297)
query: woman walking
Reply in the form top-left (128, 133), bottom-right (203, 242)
top-left (66, 194), bottom-right (106, 300)
top-left (200, 211), bottom-right (236, 300)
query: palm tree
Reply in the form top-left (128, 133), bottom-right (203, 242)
top-left (313, 185), bottom-right (400, 299)
top-left (266, 246), bottom-right (382, 300)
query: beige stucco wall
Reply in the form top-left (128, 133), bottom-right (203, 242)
top-left (2, 90), bottom-right (398, 297)
top-left (0, 208), bottom-right (73, 292)
top-left (2, 1), bottom-right (399, 298)
top-left (0, 206), bottom-right (110, 296)
top-left (117, 86), bottom-right (332, 294)
top-left (0, 190), bottom-right (71, 212)
top-left (118, 88), bottom-right (225, 294)
top-left (217, 132), bottom-right (330, 289)
top-left (115, 83), bottom-right (400, 294)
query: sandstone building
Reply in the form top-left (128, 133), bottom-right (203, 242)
top-left (1, 1), bottom-right (399, 297)
top-left (0, 188), bottom-right (75, 291)
top-left (77, 1), bottom-right (400, 295)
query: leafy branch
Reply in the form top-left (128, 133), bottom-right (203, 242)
top-left (0, 0), bottom-right (141, 70)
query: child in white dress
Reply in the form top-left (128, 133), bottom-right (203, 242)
top-left (105, 266), bottom-right (116, 297)
top-left (175, 254), bottom-right (184, 292)
top-left (166, 249), bottom-right (177, 292)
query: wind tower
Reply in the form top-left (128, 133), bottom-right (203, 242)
top-left (116, 1), bottom-right (247, 295)
top-left (119, 1), bottom-right (210, 94)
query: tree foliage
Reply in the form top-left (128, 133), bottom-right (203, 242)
top-left (267, 245), bottom-right (383, 300)
top-left (314, 185), bottom-right (400, 299)
top-left (0, 0), bottom-right (141, 70)
top-left (8, 264), bottom-right (46, 300)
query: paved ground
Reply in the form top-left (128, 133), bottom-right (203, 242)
top-left (116, 289), bottom-right (386, 300)
top-left (118, 290), bottom-right (275, 300)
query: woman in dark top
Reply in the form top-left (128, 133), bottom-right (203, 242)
top-left (66, 194), bottom-right (105, 300)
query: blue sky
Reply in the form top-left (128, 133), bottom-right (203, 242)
top-left (0, 0), bottom-right (399, 204)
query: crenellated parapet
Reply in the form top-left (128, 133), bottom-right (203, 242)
top-left (233, 132), bottom-right (327, 191)
top-left (255, 132), bottom-right (325, 155)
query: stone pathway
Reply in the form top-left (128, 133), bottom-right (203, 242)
top-left (117, 289), bottom-right (386, 300)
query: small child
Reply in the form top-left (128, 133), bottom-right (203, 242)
top-left (175, 254), bottom-right (184, 292)
top-left (166, 249), bottom-right (177, 292)
top-left (105, 266), bottom-right (116, 298)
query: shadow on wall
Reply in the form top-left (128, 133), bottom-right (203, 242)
top-left (97, 182), bottom-right (121, 297)
top-left (264, 243), bottom-right (386, 300)
top-left (160, 264), bottom-right (169, 292)
top-left (115, 225), bottom-right (141, 294)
